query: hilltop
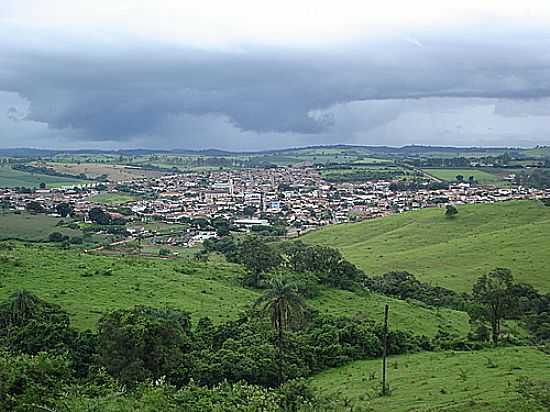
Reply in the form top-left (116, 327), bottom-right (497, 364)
top-left (302, 200), bottom-right (550, 292)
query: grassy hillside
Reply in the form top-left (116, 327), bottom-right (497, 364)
top-left (0, 242), bottom-right (469, 336)
top-left (0, 212), bottom-right (82, 242)
top-left (0, 166), bottom-right (88, 188)
top-left (310, 288), bottom-right (469, 338)
top-left (310, 346), bottom-right (549, 411)
top-left (302, 200), bottom-right (550, 292)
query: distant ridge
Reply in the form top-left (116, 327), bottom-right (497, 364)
top-left (0, 144), bottom-right (535, 158)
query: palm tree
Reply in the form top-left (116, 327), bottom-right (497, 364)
top-left (254, 276), bottom-right (307, 384)
top-left (3, 290), bottom-right (42, 326)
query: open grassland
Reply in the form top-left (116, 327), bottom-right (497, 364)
top-left (422, 168), bottom-right (503, 185)
top-left (89, 192), bottom-right (140, 205)
top-left (0, 243), bottom-right (254, 330)
top-left (0, 166), bottom-right (87, 188)
top-left (302, 200), bottom-right (550, 292)
top-left (0, 212), bottom-right (82, 241)
top-left (43, 162), bottom-right (168, 181)
top-left (310, 288), bottom-right (469, 338)
top-left (0, 243), bottom-right (469, 335)
top-left (310, 346), bottom-right (549, 412)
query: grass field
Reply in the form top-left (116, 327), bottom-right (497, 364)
top-left (0, 212), bottom-right (83, 241)
top-left (310, 288), bottom-right (469, 338)
top-left (89, 192), bottom-right (139, 205)
top-left (302, 200), bottom-right (550, 292)
top-left (310, 346), bottom-right (549, 411)
top-left (0, 166), bottom-right (88, 188)
top-left (43, 162), bottom-right (168, 182)
top-left (0, 243), bottom-right (470, 335)
top-left (422, 168), bottom-right (503, 185)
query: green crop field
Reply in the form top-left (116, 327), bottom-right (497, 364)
top-left (422, 168), bottom-right (502, 185)
top-left (0, 242), bottom-right (469, 335)
top-left (0, 166), bottom-right (88, 188)
top-left (302, 200), bottom-right (550, 292)
top-left (310, 346), bottom-right (549, 412)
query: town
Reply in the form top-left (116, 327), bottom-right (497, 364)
top-left (2, 165), bottom-right (549, 252)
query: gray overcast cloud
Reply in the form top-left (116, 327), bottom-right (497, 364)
top-left (1, 1), bottom-right (550, 149)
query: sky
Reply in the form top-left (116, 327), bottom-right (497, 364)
top-left (1, 1), bottom-right (550, 150)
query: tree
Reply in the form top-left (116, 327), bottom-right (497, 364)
top-left (239, 237), bottom-right (282, 287)
top-left (445, 204), bottom-right (458, 218)
top-left (26, 201), bottom-right (45, 214)
top-left (471, 268), bottom-right (516, 346)
top-left (55, 202), bottom-right (73, 217)
top-left (97, 306), bottom-right (192, 386)
top-left (159, 248), bottom-right (171, 257)
top-left (243, 205), bottom-right (257, 217)
top-left (48, 232), bottom-right (67, 242)
top-left (0, 290), bottom-right (77, 355)
top-left (0, 200), bottom-right (10, 214)
top-left (254, 276), bottom-right (307, 384)
top-left (88, 207), bottom-right (111, 225)
top-left (282, 241), bottom-right (363, 290)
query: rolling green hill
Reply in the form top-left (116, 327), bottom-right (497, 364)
top-left (310, 346), bottom-right (549, 412)
top-left (0, 212), bottom-right (82, 242)
top-left (0, 165), bottom-right (88, 188)
top-left (0, 242), bottom-right (469, 336)
top-left (302, 200), bottom-right (550, 292)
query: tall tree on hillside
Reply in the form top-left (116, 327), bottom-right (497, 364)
top-left (0, 290), bottom-right (42, 326)
top-left (470, 268), bottom-right (517, 347)
top-left (254, 276), bottom-right (307, 384)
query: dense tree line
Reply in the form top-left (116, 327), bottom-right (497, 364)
top-left (365, 271), bottom-right (468, 310)
top-left (202, 238), bottom-right (365, 291)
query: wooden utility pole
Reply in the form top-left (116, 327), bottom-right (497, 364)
top-left (382, 304), bottom-right (389, 396)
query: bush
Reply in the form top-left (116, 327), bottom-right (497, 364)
top-left (159, 248), bottom-right (171, 257)
top-left (70, 236), bottom-right (84, 244)
top-left (48, 231), bottom-right (68, 242)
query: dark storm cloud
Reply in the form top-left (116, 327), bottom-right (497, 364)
top-left (1, 27), bottom-right (550, 145)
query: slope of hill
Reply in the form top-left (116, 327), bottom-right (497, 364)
top-left (310, 346), bottom-right (549, 412)
top-left (0, 242), bottom-right (469, 336)
top-left (302, 200), bottom-right (550, 292)
top-left (0, 165), bottom-right (88, 188)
